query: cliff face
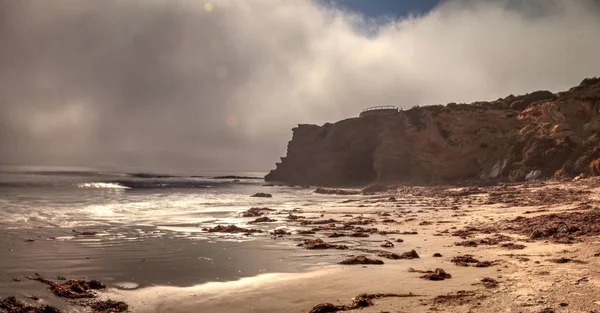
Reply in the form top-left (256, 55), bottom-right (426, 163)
top-left (265, 78), bottom-right (600, 186)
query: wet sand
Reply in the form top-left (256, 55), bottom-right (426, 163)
top-left (3, 178), bottom-right (600, 312)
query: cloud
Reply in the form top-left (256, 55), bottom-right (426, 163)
top-left (1, 0), bottom-right (599, 172)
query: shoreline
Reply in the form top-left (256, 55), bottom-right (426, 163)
top-left (2, 178), bottom-right (600, 312)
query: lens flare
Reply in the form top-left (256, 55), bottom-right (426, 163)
top-left (226, 115), bottom-right (238, 128)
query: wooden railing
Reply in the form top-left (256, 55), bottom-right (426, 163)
top-left (360, 106), bottom-right (399, 116)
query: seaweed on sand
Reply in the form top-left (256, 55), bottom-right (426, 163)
top-left (33, 277), bottom-right (105, 299)
top-left (338, 256), bottom-right (384, 265)
top-left (0, 296), bottom-right (61, 313)
top-left (89, 299), bottom-right (129, 313)
top-left (378, 250), bottom-right (420, 260)
top-left (298, 238), bottom-right (348, 250)
top-left (203, 225), bottom-right (262, 234)
top-left (451, 255), bottom-right (495, 267)
top-left (307, 293), bottom-right (419, 313)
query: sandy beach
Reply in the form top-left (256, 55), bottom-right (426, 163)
top-left (3, 0), bottom-right (600, 312)
top-left (3, 177), bottom-right (600, 312)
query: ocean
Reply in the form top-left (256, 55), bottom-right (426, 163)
top-left (0, 165), bottom-right (360, 309)
top-left (0, 165), bottom-right (316, 229)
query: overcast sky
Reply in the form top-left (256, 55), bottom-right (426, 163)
top-left (1, 0), bottom-right (599, 173)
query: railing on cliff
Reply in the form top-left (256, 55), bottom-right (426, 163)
top-left (359, 105), bottom-right (400, 117)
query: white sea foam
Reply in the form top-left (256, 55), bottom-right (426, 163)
top-left (77, 182), bottom-right (130, 189)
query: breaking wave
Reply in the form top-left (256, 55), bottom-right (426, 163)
top-left (77, 182), bottom-right (131, 189)
top-left (0, 168), bottom-right (265, 191)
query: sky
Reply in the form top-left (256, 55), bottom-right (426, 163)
top-left (322, 0), bottom-right (442, 19)
top-left (1, 0), bottom-right (600, 173)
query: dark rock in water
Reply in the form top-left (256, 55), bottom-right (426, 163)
top-left (241, 207), bottom-right (274, 217)
top-left (251, 193), bottom-right (272, 198)
top-left (286, 214), bottom-right (304, 221)
top-left (72, 230), bottom-right (98, 236)
top-left (299, 218), bottom-right (339, 225)
top-left (339, 256), bottom-right (384, 265)
top-left (0, 296), bottom-right (62, 313)
top-left (265, 78), bottom-right (600, 185)
top-left (362, 184), bottom-right (396, 193)
top-left (213, 175), bottom-right (262, 180)
top-left (314, 188), bottom-right (361, 195)
top-left (248, 217), bottom-right (277, 224)
top-left (203, 225), bottom-right (262, 234)
top-left (299, 238), bottom-right (348, 250)
top-left (271, 229), bottom-right (291, 236)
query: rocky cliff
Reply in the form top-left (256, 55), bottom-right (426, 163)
top-left (265, 78), bottom-right (600, 186)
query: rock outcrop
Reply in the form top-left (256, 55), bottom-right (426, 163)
top-left (265, 78), bottom-right (600, 186)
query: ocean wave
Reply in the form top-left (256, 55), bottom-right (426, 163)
top-left (127, 173), bottom-right (178, 179)
top-left (77, 182), bottom-right (131, 189)
top-left (0, 179), bottom-right (252, 190)
top-left (112, 179), bottom-right (220, 189)
top-left (29, 170), bottom-right (125, 177)
top-left (211, 175), bottom-right (263, 180)
top-left (0, 169), bottom-right (264, 191)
